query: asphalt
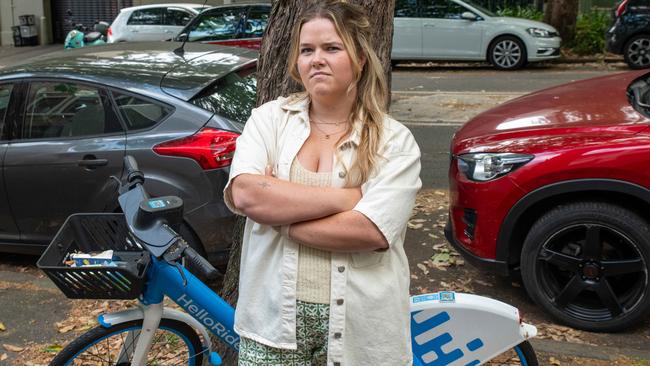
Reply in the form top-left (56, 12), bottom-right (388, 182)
top-left (0, 43), bottom-right (647, 365)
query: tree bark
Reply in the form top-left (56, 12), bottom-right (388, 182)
top-left (543, 0), bottom-right (579, 46)
top-left (215, 1), bottom-right (395, 364)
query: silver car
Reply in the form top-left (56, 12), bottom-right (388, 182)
top-left (392, 0), bottom-right (561, 70)
top-left (0, 42), bottom-right (257, 268)
top-left (107, 3), bottom-right (206, 43)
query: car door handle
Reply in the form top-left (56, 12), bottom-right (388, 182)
top-left (424, 24), bottom-right (436, 27)
top-left (78, 158), bottom-right (108, 167)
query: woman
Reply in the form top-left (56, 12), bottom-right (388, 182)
top-left (224, 1), bottom-right (421, 365)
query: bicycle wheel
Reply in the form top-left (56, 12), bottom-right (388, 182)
top-left (486, 341), bottom-right (538, 366)
top-left (50, 319), bottom-right (205, 366)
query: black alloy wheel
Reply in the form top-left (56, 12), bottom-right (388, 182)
top-left (624, 34), bottom-right (650, 69)
top-left (521, 201), bottom-right (650, 332)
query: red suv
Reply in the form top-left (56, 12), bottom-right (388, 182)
top-left (446, 70), bottom-right (650, 332)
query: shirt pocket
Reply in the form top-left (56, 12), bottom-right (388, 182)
top-left (350, 251), bottom-right (386, 268)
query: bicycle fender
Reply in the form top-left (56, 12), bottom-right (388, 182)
top-left (97, 307), bottom-right (213, 354)
top-left (409, 291), bottom-right (537, 366)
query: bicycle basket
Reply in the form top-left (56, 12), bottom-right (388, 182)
top-left (37, 213), bottom-right (150, 300)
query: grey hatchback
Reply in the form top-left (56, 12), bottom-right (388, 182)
top-left (0, 42), bottom-right (257, 267)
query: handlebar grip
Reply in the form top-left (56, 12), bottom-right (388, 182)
top-left (184, 246), bottom-right (220, 280)
top-left (124, 155), bottom-right (139, 174)
top-left (124, 155), bottom-right (144, 185)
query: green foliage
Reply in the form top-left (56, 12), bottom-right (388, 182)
top-left (571, 10), bottom-right (612, 55)
top-left (496, 6), bottom-right (544, 21)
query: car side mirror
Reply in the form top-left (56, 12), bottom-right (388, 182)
top-left (176, 33), bottom-right (188, 42)
top-left (461, 12), bottom-right (478, 21)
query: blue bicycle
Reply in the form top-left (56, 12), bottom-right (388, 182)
top-left (38, 156), bottom-right (538, 366)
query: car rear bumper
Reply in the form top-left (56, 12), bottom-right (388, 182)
top-left (444, 219), bottom-right (510, 276)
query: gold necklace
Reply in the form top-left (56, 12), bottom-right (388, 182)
top-left (311, 116), bottom-right (348, 126)
top-left (310, 120), bottom-right (347, 139)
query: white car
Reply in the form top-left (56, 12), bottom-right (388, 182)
top-left (107, 3), bottom-right (206, 43)
top-left (392, 0), bottom-right (561, 70)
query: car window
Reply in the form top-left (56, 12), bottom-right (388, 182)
top-left (112, 92), bottom-right (172, 131)
top-left (629, 0), bottom-right (650, 6)
top-left (127, 8), bottom-right (164, 25)
top-left (190, 66), bottom-right (256, 125)
top-left (244, 6), bottom-right (270, 38)
top-left (421, 0), bottom-right (469, 19)
top-left (0, 84), bottom-right (13, 139)
top-left (187, 7), bottom-right (246, 42)
top-left (23, 82), bottom-right (122, 140)
top-left (165, 8), bottom-right (193, 26)
top-left (395, 0), bottom-right (418, 17)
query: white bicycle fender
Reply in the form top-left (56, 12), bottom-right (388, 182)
top-left (98, 306), bottom-right (213, 354)
top-left (410, 292), bottom-right (537, 366)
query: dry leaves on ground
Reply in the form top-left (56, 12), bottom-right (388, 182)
top-left (3, 344), bottom-right (24, 352)
top-left (0, 322), bottom-right (5, 331)
top-left (537, 323), bottom-right (591, 344)
top-left (413, 189), bottom-right (448, 216)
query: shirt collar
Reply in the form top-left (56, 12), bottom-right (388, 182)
top-left (280, 93), bottom-right (362, 147)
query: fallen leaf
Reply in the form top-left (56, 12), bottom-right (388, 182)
top-left (416, 263), bottom-right (429, 275)
top-left (0, 353), bottom-right (7, 361)
top-left (3, 344), bottom-right (24, 352)
top-left (44, 344), bottom-right (63, 353)
top-left (549, 356), bottom-right (561, 365)
top-left (58, 324), bottom-right (75, 333)
top-left (0, 322), bottom-right (5, 331)
top-left (431, 252), bottom-right (451, 266)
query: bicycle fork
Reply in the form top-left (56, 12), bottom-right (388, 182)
top-left (128, 302), bottom-right (164, 366)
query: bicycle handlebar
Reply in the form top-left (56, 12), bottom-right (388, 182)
top-left (184, 245), bottom-right (220, 280)
top-left (119, 156), bottom-right (220, 278)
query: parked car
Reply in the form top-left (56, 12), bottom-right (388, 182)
top-left (446, 70), bottom-right (650, 332)
top-left (606, 0), bottom-right (650, 69)
top-left (174, 4), bottom-right (271, 50)
top-left (107, 3), bottom-right (207, 43)
top-left (393, 0), bottom-right (561, 70)
top-left (0, 42), bottom-right (257, 268)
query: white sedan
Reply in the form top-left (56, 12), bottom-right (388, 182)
top-left (392, 0), bottom-right (561, 70)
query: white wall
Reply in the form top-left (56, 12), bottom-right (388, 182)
top-left (0, 0), bottom-right (48, 46)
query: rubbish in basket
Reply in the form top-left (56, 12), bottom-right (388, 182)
top-left (65, 250), bottom-right (126, 267)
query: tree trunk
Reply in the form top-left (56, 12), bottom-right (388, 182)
top-left (215, 1), bottom-right (395, 364)
top-left (543, 0), bottom-right (579, 46)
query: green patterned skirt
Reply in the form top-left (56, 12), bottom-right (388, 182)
top-left (239, 301), bottom-right (330, 366)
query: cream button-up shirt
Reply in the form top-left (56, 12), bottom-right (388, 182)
top-left (224, 94), bottom-right (422, 366)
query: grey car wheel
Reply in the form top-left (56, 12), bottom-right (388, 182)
top-left (624, 35), bottom-right (650, 69)
top-left (489, 36), bottom-right (527, 70)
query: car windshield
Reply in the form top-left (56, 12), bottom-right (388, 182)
top-left (191, 65), bottom-right (256, 124)
top-left (186, 9), bottom-right (247, 42)
top-left (461, 0), bottom-right (496, 16)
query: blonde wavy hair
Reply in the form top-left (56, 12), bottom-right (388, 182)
top-left (287, 0), bottom-right (388, 186)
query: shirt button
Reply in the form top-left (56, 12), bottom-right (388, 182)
top-left (337, 266), bottom-right (345, 273)
top-left (337, 299), bottom-right (344, 305)
top-left (338, 171), bottom-right (346, 178)
top-left (334, 332), bottom-right (342, 339)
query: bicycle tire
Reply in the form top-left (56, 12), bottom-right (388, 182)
top-left (512, 341), bottom-right (538, 366)
top-left (49, 319), bottom-right (205, 366)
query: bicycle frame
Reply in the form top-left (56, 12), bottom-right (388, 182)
top-left (94, 253), bottom-right (537, 366)
top-left (97, 254), bottom-right (238, 366)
